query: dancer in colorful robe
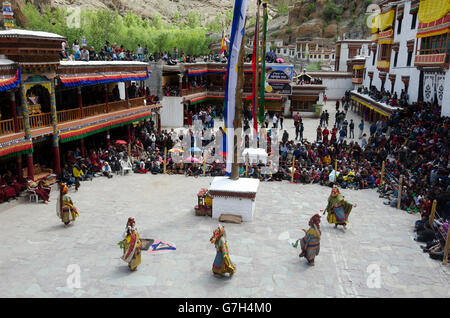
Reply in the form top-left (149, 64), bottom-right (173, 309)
top-left (57, 183), bottom-right (78, 227)
top-left (210, 225), bottom-right (235, 277)
top-left (119, 217), bottom-right (142, 271)
top-left (324, 186), bottom-right (355, 229)
top-left (293, 214), bottom-right (321, 266)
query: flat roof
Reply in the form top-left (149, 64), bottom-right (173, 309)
top-left (336, 39), bottom-right (372, 43)
top-left (0, 29), bottom-right (66, 40)
top-left (60, 60), bottom-right (149, 67)
top-left (0, 58), bottom-right (15, 66)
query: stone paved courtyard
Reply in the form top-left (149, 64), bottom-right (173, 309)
top-left (0, 173), bottom-right (448, 298)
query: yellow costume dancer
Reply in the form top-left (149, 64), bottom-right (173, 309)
top-left (324, 186), bottom-right (355, 229)
top-left (211, 225), bottom-right (235, 277)
top-left (119, 217), bottom-right (142, 271)
top-left (57, 183), bottom-right (78, 227)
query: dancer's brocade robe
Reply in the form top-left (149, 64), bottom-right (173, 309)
top-left (212, 236), bottom-right (235, 276)
top-left (57, 194), bottom-right (78, 224)
top-left (121, 230), bottom-right (141, 271)
top-left (325, 194), bottom-right (353, 225)
top-left (299, 226), bottom-right (321, 262)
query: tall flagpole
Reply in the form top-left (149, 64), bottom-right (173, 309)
top-left (223, 0), bottom-right (250, 178)
top-left (258, 0), bottom-right (268, 126)
top-left (252, 0), bottom-right (261, 147)
top-left (231, 19), bottom-right (246, 180)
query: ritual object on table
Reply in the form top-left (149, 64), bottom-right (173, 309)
top-left (195, 188), bottom-right (212, 216)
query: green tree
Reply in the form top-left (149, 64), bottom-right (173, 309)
top-left (277, 0), bottom-right (289, 16)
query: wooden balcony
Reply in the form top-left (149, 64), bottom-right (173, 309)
top-left (181, 87), bottom-right (207, 96)
top-left (414, 53), bottom-right (449, 69)
top-left (0, 96), bottom-right (147, 136)
top-left (0, 118), bottom-right (15, 135)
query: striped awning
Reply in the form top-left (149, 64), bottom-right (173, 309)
top-left (0, 137), bottom-right (33, 159)
top-left (189, 95), bottom-right (282, 105)
top-left (187, 68), bottom-right (226, 76)
top-left (351, 96), bottom-right (390, 117)
top-left (378, 29), bottom-right (394, 44)
top-left (417, 13), bottom-right (450, 38)
top-left (59, 108), bottom-right (153, 142)
top-left (58, 69), bottom-right (149, 87)
top-left (0, 68), bottom-right (20, 92)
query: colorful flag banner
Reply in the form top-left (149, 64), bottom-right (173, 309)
top-left (258, 7), bottom-right (268, 124)
top-left (251, 17), bottom-right (258, 134)
top-left (223, 0), bottom-right (250, 176)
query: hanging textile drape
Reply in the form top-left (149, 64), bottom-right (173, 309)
top-left (379, 8), bottom-right (395, 31)
top-left (251, 17), bottom-right (259, 134)
top-left (258, 6), bottom-right (268, 124)
top-left (418, 0), bottom-right (450, 24)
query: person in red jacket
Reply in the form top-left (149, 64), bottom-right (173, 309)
top-left (322, 127), bottom-right (330, 144)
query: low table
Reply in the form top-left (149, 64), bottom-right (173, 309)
top-left (208, 177), bottom-right (260, 222)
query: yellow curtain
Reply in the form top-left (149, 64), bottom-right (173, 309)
top-left (418, 0), bottom-right (450, 24)
top-left (379, 9), bottom-right (395, 31)
top-left (371, 14), bottom-right (380, 33)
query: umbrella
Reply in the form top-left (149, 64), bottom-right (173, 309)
top-left (169, 148), bottom-right (184, 153)
top-left (115, 140), bottom-right (127, 145)
top-left (185, 156), bottom-right (200, 163)
top-left (189, 147), bottom-right (202, 152)
top-left (276, 58), bottom-right (284, 63)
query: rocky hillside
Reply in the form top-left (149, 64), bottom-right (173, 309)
top-left (286, 0), bottom-right (373, 47)
top-left (6, 0), bottom-right (372, 49)
top-left (10, 0), bottom-right (283, 25)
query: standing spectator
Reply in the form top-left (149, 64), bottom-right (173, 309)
top-left (295, 120), bottom-right (300, 140)
top-left (137, 44), bottom-right (143, 61)
top-left (370, 122), bottom-right (377, 137)
top-left (144, 45), bottom-right (149, 61)
top-left (279, 112), bottom-right (284, 130)
top-left (299, 122), bottom-right (304, 141)
top-left (325, 110), bottom-right (329, 126)
top-left (338, 127), bottom-right (346, 144)
top-left (265, 112), bottom-right (270, 128)
top-left (358, 119), bottom-right (364, 139)
top-left (342, 119), bottom-right (348, 137)
top-left (335, 100), bottom-right (340, 111)
top-left (61, 41), bottom-right (69, 59)
top-left (272, 113), bottom-right (278, 129)
top-left (72, 40), bottom-right (80, 55)
top-left (349, 119), bottom-right (355, 139)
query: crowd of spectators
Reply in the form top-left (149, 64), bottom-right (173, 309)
top-left (60, 39), bottom-right (283, 67)
top-left (358, 85), bottom-right (410, 108)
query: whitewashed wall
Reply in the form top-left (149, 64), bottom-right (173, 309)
top-left (442, 74), bottom-right (450, 117)
top-left (363, 1), bottom-right (421, 103)
top-left (212, 196), bottom-right (256, 222)
top-left (161, 96), bottom-right (183, 128)
top-left (322, 77), bottom-right (353, 100)
top-left (339, 43), bottom-right (349, 72)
